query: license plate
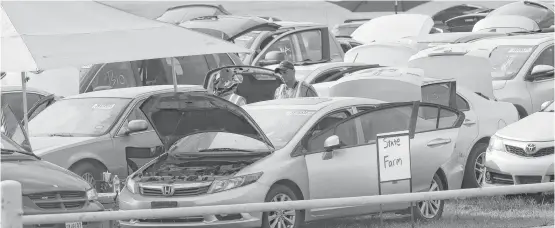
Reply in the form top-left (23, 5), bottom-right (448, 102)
top-left (65, 222), bottom-right (82, 228)
top-left (151, 201), bottom-right (178, 209)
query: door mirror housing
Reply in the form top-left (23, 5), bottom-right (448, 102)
top-left (527, 65), bottom-right (554, 81)
top-left (126, 120), bottom-right (148, 134)
top-left (324, 135), bottom-right (341, 152)
top-left (540, 100), bottom-right (554, 111)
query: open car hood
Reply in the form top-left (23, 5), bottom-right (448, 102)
top-left (344, 40), bottom-right (418, 67)
top-left (472, 15), bottom-right (540, 32)
top-left (408, 44), bottom-right (495, 99)
top-left (140, 91), bottom-right (274, 149)
top-left (351, 14), bottom-right (434, 44)
top-left (314, 67), bottom-right (456, 107)
top-left (178, 15), bottom-right (280, 40)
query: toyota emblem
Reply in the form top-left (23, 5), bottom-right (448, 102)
top-left (525, 144), bottom-right (536, 154)
top-left (162, 185), bottom-right (174, 196)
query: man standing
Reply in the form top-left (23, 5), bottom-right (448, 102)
top-left (213, 68), bottom-right (247, 106)
top-left (274, 60), bottom-right (317, 99)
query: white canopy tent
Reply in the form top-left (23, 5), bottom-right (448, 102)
top-left (1, 1), bottom-right (250, 132)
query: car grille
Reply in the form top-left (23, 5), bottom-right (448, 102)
top-left (505, 145), bottom-right (554, 157)
top-left (490, 172), bottom-right (514, 185)
top-left (26, 191), bottom-right (87, 210)
top-left (517, 176), bottom-right (543, 184)
top-left (140, 186), bottom-right (210, 197)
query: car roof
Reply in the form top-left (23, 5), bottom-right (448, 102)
top-left (1, 86), bottom-right (51, 95)
top-left (473, 33), bottom-right (554, 46)
top-left (244, 97), bottom-right (384, 111)
top-left (413, 32), bottom-right (507, 43)
top-left (64, 85), bottom-right (204, 99)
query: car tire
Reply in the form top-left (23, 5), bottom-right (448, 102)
top-left (463, 143), bottom-right (488, 188)
top-left (413, 173), bottom-right (445, 221)
top-left (261, 185), bottom-right (304, 228)
top-left (70, 162), bottom-right (106, 191)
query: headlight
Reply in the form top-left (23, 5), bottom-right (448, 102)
top-left (488, 135), bottom-right (505, 152)
top-left (86, 188), bottom-right (98, 201)
top-left (207, 172), bottom-right (263, 194)
top-left (126, 178), bottom-right (139, 194)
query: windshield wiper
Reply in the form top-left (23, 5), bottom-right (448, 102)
top-left (48, 133), bottom-right (74, 137)
top-left (1, 149), bottom-right (41, 160)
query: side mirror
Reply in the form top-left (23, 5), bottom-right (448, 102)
top-left (126, 146), bottom-right (164, 159)
top-left (126, 120), bottom-right (148, 135)
top-left (324, 135), bottom-right (341, 152)
top-left (527, 65), bottom-right (554, 81)
top-left (541, 100), bottom-right (554, 111)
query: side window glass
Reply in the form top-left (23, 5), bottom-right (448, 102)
top-left (29, 101), bottom-right (48, 120)
top-left (438, 108), bottom-right (459, 129)
top-left (118, 106), bottom-right (152, 136)
top-left (359, 106), bottom-right (412, 143)
top-left (205, 54), bottom-right (218, 69)
top-left (87, 62), bottom-right (138, 92)
top-left (532, 46), bottom-right (554, 68)
top-left (215, 53), bottom-right (235, 67)
top-left (26, 93), bottom-right (42, 108)
top-left (305, 111), bottom-right (350, 152)
top-left (299, 30), bottom-right (323, 61)
top-left (172, 55), bottom-right (211, 85)
top-left (415, 105), bottom-right (460, 133)
top-left (328, 33), bottom-right (343, 61)
top-left (259, 34), bottom-right (297, 64)
top-left (422, 83), bottom-right (452, 107)
top-left (0, 93), bottom-right (24, 121)
top-left (314, 69), bottom-right (342, 84)
top-left (456, 94), bottom-right (470, 111)
top-left (141, 59), bottom-right (170, 86)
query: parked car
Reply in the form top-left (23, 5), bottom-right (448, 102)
top-left (414, 33), bottom-right (554, 118)
top-left (312, 66), bottom-right (519, 188)
top-left (27, 85), bottom-right (204, 189)
top-left (117, 95), bottom-right (465, 228)
top-left (1, 106), bottom-right (106, 228)
top-left (79, 52), bottom-right (242, 93)
top-left (444, 12), bottom-right (489, 32)
top-left (484, 100), bottom-right (554, 186)
top-left (155, 4), bottom-right (231, 25)
top-left (485, 0), bottom-right (554, 29)
top-left (1, 86), bottom-right (59, 122)
top-left (178, 15), bottom-right (345, 67)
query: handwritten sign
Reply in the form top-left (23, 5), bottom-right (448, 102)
top-left (377, 130), bottom-right (411, 182)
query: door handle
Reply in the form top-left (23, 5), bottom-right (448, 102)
top-left (427, 138), bottom-right (452, 147)
top-left (463, 119), bottom-right (476, 126)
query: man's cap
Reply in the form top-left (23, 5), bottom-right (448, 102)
top-left (274, 60), bottom-right (295, 73)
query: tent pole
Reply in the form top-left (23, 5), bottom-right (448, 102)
top-left (172, 58), bottom-right (178, 92)
top-left (21, 72), bottom-right (29, 133)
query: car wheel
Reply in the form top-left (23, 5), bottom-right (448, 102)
top-left (70, 162), bottom-right (105, 191)
top-left (414, 173), bottom-right (445, 220)
top-left (262, 185), bottom-right (304, 228)
top-left (463, 143), bottom-right (488, 188)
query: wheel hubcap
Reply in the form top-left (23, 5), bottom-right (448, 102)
top-left (474, 152), bottom-right (486, 187)
top-left (268, 193), bottom-right (296, 228)
top-left (417, 178), bottom-right (441, 219)
top-left (81, 172), bottom-right (96, 186)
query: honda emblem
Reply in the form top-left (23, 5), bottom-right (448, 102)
top-left (162, 185), bottom-right (174, 196)
top-left (525, 144), bottom-right (536, 154)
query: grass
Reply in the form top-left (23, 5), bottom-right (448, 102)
top-left (303, 195), bottom-right (554, 228)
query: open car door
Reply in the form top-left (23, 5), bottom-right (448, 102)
top-left (204, 66), bottom-right (283, 104)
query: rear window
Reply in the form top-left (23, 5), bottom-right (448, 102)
top-left (489, 45), bottom-right (537, 80)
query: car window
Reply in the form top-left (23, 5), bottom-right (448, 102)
top-left (118, 105), bottom-right (153, 136)
top-left (86, 62), bottom-right (138, 92)
top-left (359, 105), bottom-right (413, 143)
top-left (314, 69), bottom-right (343, 84)
top-left (205, 54), bottom-right (218, 70)
top-left (456, 94), bottom-right (470, 111)
top-left (298, 30), bottom-right (323, 61)
top-left (489, 45), bottom-right (537, 80)
top-left (422, 83), bottom-right (453, 107)
top-left (137, 59), bottom-right (169, 86)
top-left (29, 97), bottom-right (55, 121)
top-left (0, 92), bottom-right (42, 121)
top-left (340, 42), bottom-right (351, 53)
top-left (214, 53), bottom-right (235, 67)
top-left (259, 34), bottom-right (299, 63)
top-left (531, 45), bottom-right (554, 68)
top-left (328, 33), bottom-right (343, 61)
top-left (305, 111), bottom-right (351, 152)
top-left (415, 105), bottom-right (460, 133)
top-left (170, 55), bottom-right (211, 85)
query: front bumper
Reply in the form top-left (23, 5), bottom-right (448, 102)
top-left (23, 201), bottom-right (107, 228)
top-left (484, 147), bottom-right (554, 187)
top-left (118, 182), bottom-right (270, 228)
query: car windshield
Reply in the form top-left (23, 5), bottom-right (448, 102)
top-left (29, 98), bottom-right (131, 137)
top-left (489, 45), bottom-right (537, 80)
top-left (157, 6), bottom-right (221, 24)
top-left (245, 108), bottom-right (316, 149)
top-left (487, 2), bottom-right (554, 28)
top-left (168, 132), bottom-right (271, 155)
